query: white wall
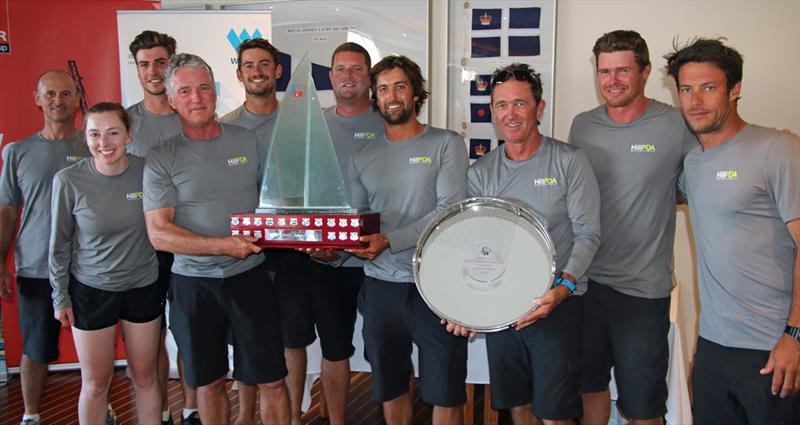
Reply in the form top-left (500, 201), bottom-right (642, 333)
top-left (553, 0), bottom-right (800, 138)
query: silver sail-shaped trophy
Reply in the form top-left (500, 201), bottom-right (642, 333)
top-left (230, 54), bottom-right (379, 248)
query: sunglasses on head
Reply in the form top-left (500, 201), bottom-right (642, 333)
top-left (490, 68), bottom-right (542, 88)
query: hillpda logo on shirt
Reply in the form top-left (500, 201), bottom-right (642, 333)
top-left (716, 170), bottom-right (738, 181)
top-left (409, 156), bottom-right (432, 165)
top-left (126, 191), bottom-right (144, 201)
top-left (354, 132), bottom-right (376, 140)
top-left (630, 144), bottom-right (656, 153)
top-left (227, 156), bottom-right (249, 167)
top-left (66, 155), bottom-right (86, 162)
top-left (534, 177), bottom-right (559, 186)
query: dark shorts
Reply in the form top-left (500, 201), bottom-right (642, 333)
top-left (692, 336), bottom-right (800, 425)
top-left (16, 277), bottom-right (61, 363)
top-left (265, 249), bottom-right (315, 349)
top-left (169, 263), bottom-right (287, 388)
top-left (358, 277), bottom-right (467, 406)
top-left (309, 261), bottom-right (363, 361)
top-left (486, 296), bottom-right (583, 420)
top-left (70, 276), bottom-right (162, 331)
top-left (156, 251), bottom-right (173, 329)
top-left (581, 279), bottom-right (670, 419)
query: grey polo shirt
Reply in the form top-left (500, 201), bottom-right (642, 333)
top-left (569, 100), bottom-right (696, 298)
top-left (468, 137), bottom-right (601, 295)
top-left (143, 123), bottom-right (265, 278)
top-left (679, 124), bottom-right (799, 350)
top-left (348, 126), bottom-right (468, 283)
top-left (50, 156), bottom-right (158, 309)
top-left (0, 131), bottom-right (89, 278)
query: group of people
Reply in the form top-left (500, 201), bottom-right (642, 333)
top-left (0, 27), bottom-right (796, 425)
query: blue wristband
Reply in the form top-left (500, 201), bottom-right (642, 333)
top-left (552, 276), bottom-right (576, 294)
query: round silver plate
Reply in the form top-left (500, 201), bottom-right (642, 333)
top-left (413, 197), bottom-right (556, 332)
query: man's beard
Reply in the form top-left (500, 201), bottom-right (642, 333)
top-left (380, 102), bottom-right (414, 125)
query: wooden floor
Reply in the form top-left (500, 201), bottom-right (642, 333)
top-left (0, 369), bottom-right (507, 425)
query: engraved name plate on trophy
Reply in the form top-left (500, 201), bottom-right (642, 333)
top-left (230, 54), bottom-right (379, 248)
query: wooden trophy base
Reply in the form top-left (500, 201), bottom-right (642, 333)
top-left (230, 211), bottom-right (380, 249)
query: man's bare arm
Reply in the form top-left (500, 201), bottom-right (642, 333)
top-left (144, 207), bottom-right (261, 260)
top-left (760, 218), bottom-right (800, 397)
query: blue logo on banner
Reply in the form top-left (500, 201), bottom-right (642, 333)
top-left (227, 28), bottom-right (264, 51)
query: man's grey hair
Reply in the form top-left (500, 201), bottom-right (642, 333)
top-left (165, 53), bottom-right (215, 95)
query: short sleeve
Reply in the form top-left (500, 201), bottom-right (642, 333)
top-left (143, 145), bottom-right (177, 212)
top-left (765, 132), bottom-right (800, 223)
top-left (0, 144), bottom-right (21, 207)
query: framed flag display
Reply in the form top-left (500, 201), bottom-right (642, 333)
top-left (446, 0), bottom-right (557, 162)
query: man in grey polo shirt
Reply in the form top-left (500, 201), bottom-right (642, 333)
top-left (346, 55), bottom-right (468, 425)
top-left (0, 69), bottom-right (89, 425)
top-left (126, 30), bottom-right (198, 425)
top-left (666, 38), bottom-right (799, 424)
top-left (127, 30), bottom-right (182, 157)
top-left (465, 63), bottom-right (600, 425)
top-left (304, 41), bottom-right (384, 425)
top-left (220, 38), bottom-right (280, 133)
top-left (569, 30), bottom-right (695, 425)
top-left (219, 38), bottom-right (312, 425)
top-left (143, 53), bottom-right (289, 425)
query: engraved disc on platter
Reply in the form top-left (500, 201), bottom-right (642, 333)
top-left (414, 197), bottom-right (555, 332)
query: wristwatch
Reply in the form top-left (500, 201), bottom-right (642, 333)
top-left (552, 274), bottom-right (576, 295)
top-left (785, 325), bottom-right (800, 343)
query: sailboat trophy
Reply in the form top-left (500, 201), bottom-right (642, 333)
top-left (230, 54), bottom-right (379, 248)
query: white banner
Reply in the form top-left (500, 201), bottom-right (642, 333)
top-left (117, 10), bottom-right (272, 115)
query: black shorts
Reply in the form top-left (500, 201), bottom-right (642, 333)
top-left (581, 280), bottom-right (670, 419)
top-left (69, 277), bottom-right (162, 331)
top-left (486, 296), bottom-right (583, 420)
top-left (169, 263), bottom-right (287, 388)
top-left (692, 336), bottom-right (800, 424)
top-left (265, 249), bottom-right (315, 348)
top-left (309, 261), bottom-right (363, 361)
top-left (16, 277), bottom-right (61, 363)
top-left (358, 277), bottom-right (467, 406)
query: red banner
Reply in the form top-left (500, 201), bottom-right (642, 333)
top-left (0, 0), bottom-right (159, 368)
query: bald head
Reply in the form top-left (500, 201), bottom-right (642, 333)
top-left (34, 69), bottom-right (80, 125)
top-left (36, 69), bottom-right (76, 93)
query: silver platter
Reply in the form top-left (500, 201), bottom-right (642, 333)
top-left (413, 197), bottom-right (556, 332)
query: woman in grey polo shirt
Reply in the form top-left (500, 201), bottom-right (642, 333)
top-left (49, 102), bottom-right (161, 424)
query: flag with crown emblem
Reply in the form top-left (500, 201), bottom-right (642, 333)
top-left (472, 9), bottom-right (501, 30)
top-left (469, 6), bottom-right (543, 58)
top-left (470, 139), bottom-right (491, 159)
top-left (470, 74), bottom-right (493, 96)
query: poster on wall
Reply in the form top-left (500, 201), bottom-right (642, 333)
top-left (0, 0), bottom-right (159, 370)
top-left (117, 10), bottom-right (272, 115)
top-left (447, 0), bottom-right (557, 161)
